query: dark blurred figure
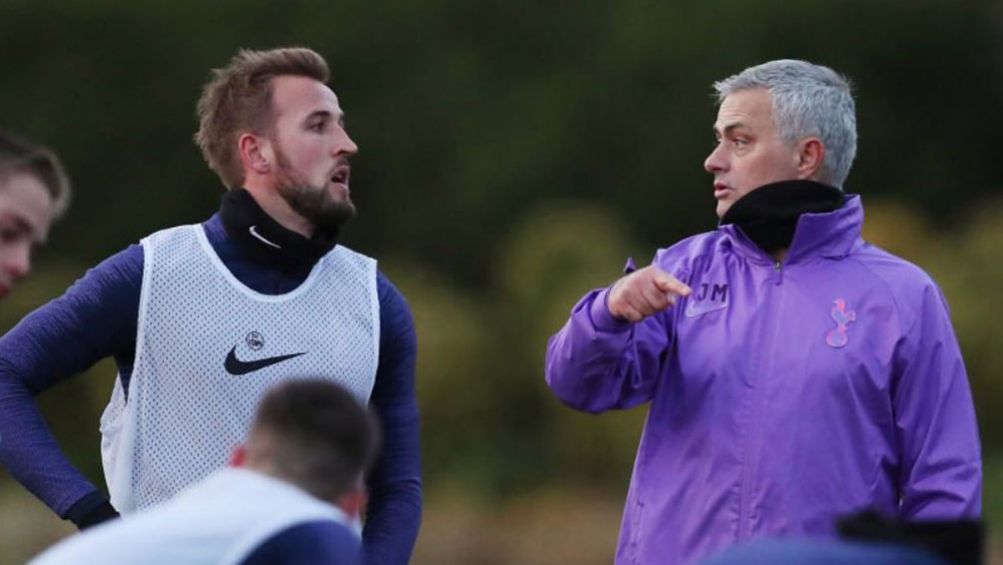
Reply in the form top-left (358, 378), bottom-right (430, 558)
top-left (0, 131), bottom-right (70, 299)
top-left (699, 511), bottom-right (984, 565)
top-left (30, 379), bottom-right (380, 565)
top-left (837, 510), bottom-right (983, 565)
top-left (699, 538), bottom-right (945, 565)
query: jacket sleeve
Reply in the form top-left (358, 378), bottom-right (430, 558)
top-left (545, 284), bottom-right (673, 414)
top-left (0, 245), bottom-right (142, 520)
top-left (893, 283), bottom-right (981, 519)
top-left (363, 272), bottom-right (422, 565)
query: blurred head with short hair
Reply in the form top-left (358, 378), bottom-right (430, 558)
top-left (0, 132), bottom-right (70, 298)
top-left (231, 379), bottom-right (381, 517)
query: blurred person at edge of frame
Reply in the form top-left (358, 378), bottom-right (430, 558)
top-left (545, 59), bottom-right (981, 564)
top-left (700, 511), bottom-right (984, 564)
top-left (0, 47), bottom-right (421, 565)
top-left (30, 379), bottom-right (379, 565)
top-left (0, 131), bottom-right (70, 300)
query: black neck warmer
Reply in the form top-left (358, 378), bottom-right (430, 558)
top-left (720, 180), bottom-right (845, 255)
top-left (219, 188), bottom-right (339, 272)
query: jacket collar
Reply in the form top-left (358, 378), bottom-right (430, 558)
top-left (719, 194), bottom-right (863, 265)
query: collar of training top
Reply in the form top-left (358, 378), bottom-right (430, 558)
top-left (219, 188), bottom-right (339, 272)
top-left (719, 180), bottom-right (845, 256)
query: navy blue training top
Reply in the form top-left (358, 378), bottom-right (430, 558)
top-left (240, 520), bottom-right (363, 565)
top-left (0, 214), bottom-right (421, 564)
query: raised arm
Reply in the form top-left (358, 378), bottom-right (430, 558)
top-left (545, 265), bottom-right (690, 413)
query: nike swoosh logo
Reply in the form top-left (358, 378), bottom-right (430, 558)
top-left (684, 299), bottom-right (727, 318)
top-left (249, 226), bottom-right (282, 249)
top-left (224, 346), bottom-right (306, 375)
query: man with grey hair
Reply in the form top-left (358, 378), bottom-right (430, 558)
top-left (545, 59), bottom-right (981, 564)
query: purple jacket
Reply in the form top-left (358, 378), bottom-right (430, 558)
top-left (545, 196), bottom-right (981, 564)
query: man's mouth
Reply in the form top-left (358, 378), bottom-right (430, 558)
top-left (330, 164), bottom-right (351, 187)
top-left (713, 182), bottom-right (731, 198)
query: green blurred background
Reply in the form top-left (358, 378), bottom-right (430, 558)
top-left (2, 0), bottom-right (1003, 562)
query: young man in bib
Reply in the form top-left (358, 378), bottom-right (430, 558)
top-left (31, 379), bottom-right (378, 565)
top-left (0, 47), bottom-right (421, 565)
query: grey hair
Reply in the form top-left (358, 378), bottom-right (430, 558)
top-left (713, 59), bottom-right (857, 189)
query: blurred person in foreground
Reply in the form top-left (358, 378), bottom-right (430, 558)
top-left (30, 379), bottom-right (379, 565)
top-left (698, 538), bottom-right (944, 565)
top-left (0, 131), bottom-right (70, 300)
top-left (545, 59), bottom-right (981, 564)
top-left (0, 47), bottom-right (420, 564)
top-left (699, 510), bottom-right (983, 565)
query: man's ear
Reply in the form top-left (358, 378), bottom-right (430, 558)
top-left (335, 486), bottom-right (368, 520)
top-left (795, 137), bottom-right (825, 180)
top-left (238, 133), bottom-right (273, 176)
top-left (229, 444), bottom-right (247, 468)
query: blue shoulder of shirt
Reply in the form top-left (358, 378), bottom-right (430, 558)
top-left (239, 520), bottom-right (362, 565)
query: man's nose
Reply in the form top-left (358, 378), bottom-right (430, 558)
top-left (704, 144), bottom-right (727, 173)
top-left (335, 130), bottom-right (359, 157)
top-left (3, 245), bottom-right (32, 281)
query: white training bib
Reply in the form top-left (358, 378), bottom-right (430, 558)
top-left (30, 468), bottom-right (356, 565)
top-left (99, 225), bottom-right (379, 512)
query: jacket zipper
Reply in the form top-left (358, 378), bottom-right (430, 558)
top-left (738, 259), bottom-right (785, 539)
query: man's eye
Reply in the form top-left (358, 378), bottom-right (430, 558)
top-left (732, 138), bottom-right (748, 147)
top-left (310, 122), bottom-right (325, 132)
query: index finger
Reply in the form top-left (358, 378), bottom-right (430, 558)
top-left (653, 272), bottom-right (691, 296)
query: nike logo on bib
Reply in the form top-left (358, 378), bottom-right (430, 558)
top-left (224, 346), bottom-right (306, 375)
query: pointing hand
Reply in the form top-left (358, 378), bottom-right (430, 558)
top-left (607, 266), bottom-right (691, 322)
